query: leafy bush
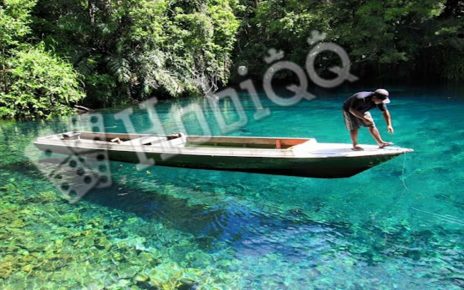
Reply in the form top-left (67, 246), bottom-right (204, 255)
top-left (0, 46), bottom-right (84, 119)
top-left (0, 0), bottom-right (84, 119)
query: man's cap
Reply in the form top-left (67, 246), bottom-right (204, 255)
top-left (374, 89), bottom-right (390, 104)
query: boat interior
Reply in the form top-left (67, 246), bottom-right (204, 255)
top-left (186, 136), bottom-right (311, 149)
top-left (59, 132), bottom-right (315, 150)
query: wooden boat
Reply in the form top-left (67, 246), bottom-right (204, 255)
top-left (34, 131), bottom-right (413, 178)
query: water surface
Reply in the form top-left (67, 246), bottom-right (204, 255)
top-left (1, 85), bottom-right (464, 289)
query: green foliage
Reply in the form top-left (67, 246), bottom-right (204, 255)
top-left (234, 0), bottom-right (329, 77)
top-left (0, 0), bottom-right (36, 49)
top-left (0, 46), bottom-right (84, 119)
top-left (32, 0), bottom-right (240, 106)
top-left (0, 0), bottom-right (84, 120)
top-left (233, 0), bottom-right (464, 81)
top-left (1, 0), bottom-right (463, 120)
top-left (327, 0), bottom-right (447, 64)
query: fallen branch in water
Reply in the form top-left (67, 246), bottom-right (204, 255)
top-left (74, 105), bottom-right (93, 114)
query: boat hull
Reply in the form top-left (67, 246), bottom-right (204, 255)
top-left (34, 134), bottom-right (408, 178)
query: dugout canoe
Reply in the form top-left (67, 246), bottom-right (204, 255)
top-left (33, 131), bottom-right (413, 178)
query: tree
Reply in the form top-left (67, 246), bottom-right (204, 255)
top-left (232, 0), bottom-right (464, 82)
top-left (32, 0), bottom-right (240, 106)
top-left (0, 0), bottom-right (84, 119)
top-left (0, 0), bottom-right (36, 93)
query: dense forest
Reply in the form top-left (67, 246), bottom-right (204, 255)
top-left (0, 0), bottom-right (463, 119)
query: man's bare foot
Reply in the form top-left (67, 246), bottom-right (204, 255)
top-left (379, 142), bottom-right (394, 149)
top-left (352, 145), bottom-right (364, 151)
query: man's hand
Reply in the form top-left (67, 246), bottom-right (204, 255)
top-left (382, 110), bottom-right (394, 134)
top-left (387, 125), bottom-right (394, 134)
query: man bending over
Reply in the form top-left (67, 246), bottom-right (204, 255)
top-left (342, 89), bottom-right (394, 151)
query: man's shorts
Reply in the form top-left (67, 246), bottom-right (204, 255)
top-left (343, 111), bottom-right (375, 131)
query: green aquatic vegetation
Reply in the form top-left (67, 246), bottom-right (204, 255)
top-left (0, 120), bottom-right (51, 166)
top-left (0, 176), bottom-right (239, 289)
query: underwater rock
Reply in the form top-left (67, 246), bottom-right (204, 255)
top-left (135, 280), bottom-right (159, 290)
top-left (117, 265), bottom-right (141, 279)
top-left (177, 279), bottom-right (200, 290)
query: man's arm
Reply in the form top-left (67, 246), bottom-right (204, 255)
top-left (382, 110), bottom-right (394, 134)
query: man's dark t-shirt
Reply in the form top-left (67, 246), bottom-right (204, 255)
top-left (343, 91), bottom-right (387, 113)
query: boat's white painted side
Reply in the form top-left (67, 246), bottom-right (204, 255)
top-left (34, 133), bottom-right (413, 159)
top-left (33, 132), bottom-right (413, 178)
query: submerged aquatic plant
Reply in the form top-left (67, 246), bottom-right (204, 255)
top-left (0, 175), bottom-right (238, 289)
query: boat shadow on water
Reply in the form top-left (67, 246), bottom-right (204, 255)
top-left (5, 159), bottom-right (356, 256)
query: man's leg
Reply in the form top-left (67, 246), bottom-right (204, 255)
top-left (350, 128), bottom-right (363, 151)
top-left (367, 126), bottom-right (384, 145)
top-left (362, 112), bottom-right (393, 148)
top-left (368, 126), bottom-right (393, 148)
top-left (344, 111), bottom-right (364, 150)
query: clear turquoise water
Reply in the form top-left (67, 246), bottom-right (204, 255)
top-left (1, 85), bottom-right (464, 289)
